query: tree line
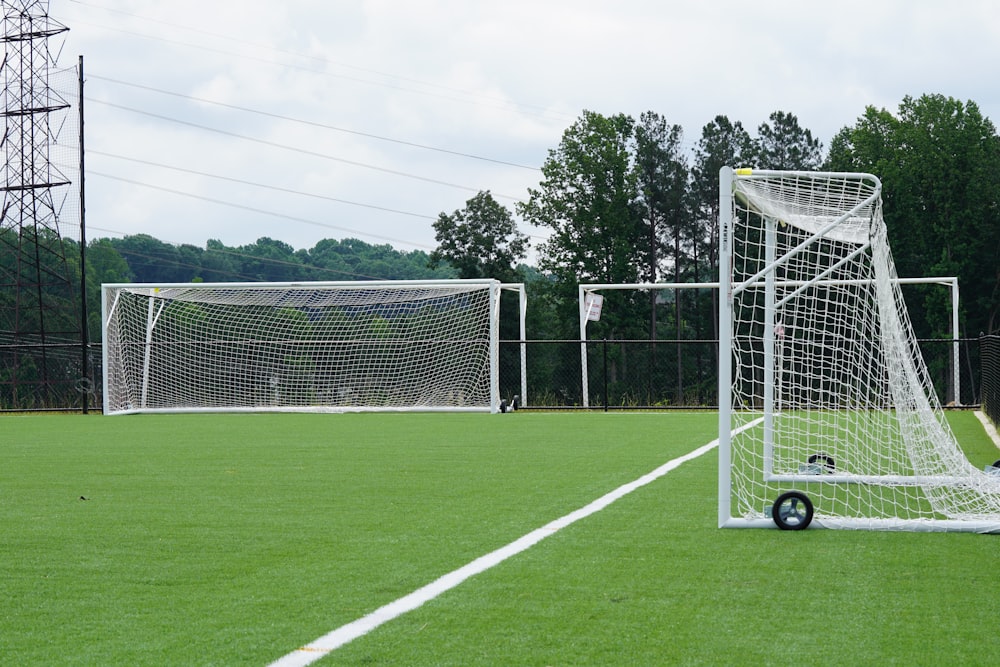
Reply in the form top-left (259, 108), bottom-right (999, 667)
top-left (434, 96), bottom-right (998, 344)
top-left (428, 95), bottom-right (998, 404)
top-left (2, 93), bottom-right (998, 408)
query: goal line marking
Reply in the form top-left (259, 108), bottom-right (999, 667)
top-left (975, 411), bottom-right (1000, 450)
top-left (267, 419), bottom-right (761, 667)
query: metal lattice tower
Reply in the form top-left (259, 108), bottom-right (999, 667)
top-left (1, 0), bottom-right (83, 409)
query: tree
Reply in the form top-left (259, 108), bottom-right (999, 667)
top-left (690, 115), bottom-right (755, 292)
top-left (520, 111), bottom-right (644, 296)
top-left (684, 116), bottom-right (756, 400)
top-left (826, 94), bottom-right (1000, 336)
top-left (83, 238), bottom-right (132, 341)
top-left (519, 110), bottom-right (651, 403)
top-left (109, 234), bottom-right (187, 283)
top-left (235, 237), bottom-right (302, 282)
top-left (634, 111), bottom-right (690, 402)
top-left (754, 110), bottom-right (823, 170)
top-left (429, 191), bottom-right (528, 283)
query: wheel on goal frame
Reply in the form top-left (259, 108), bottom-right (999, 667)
top-left (772, 491), bottom-right (814, 530)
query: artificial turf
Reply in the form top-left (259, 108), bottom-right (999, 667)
top-left (1, 410), bottom-right (997, 665)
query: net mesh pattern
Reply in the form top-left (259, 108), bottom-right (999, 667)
top-left (103, 282), bottom-right (497, 413)
top-left (726, 171), bottom-right (1000, 528)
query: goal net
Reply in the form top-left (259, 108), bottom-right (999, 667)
top-left (102, 280), bottom-right (504, 414)
top-left (718, 168), bottom-right (1000, 532)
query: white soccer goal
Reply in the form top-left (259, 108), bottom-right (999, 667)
top-left (718, 167), bottom-right (1000, 533)
top-left (102, 280), bottom-right (523, 415)
top-left (578, 278), bottom-right (960, 409)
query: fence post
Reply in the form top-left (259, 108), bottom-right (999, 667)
top-left (603, 338), bottom-right (609, 412)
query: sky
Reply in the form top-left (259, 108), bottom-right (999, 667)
top-left (41, 0), bottom-right (1000, 258)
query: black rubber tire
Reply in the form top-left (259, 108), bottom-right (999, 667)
top-left (772, 491), bottom-right (814, 530)
top-left (807, 453), bottom-right (835, 473)
top-left (992, 459), bottom-right (1000, 469)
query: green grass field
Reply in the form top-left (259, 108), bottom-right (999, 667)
top-left (2, 410), bottom-right (998, 665)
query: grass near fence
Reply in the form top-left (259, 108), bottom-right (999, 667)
top-left (1, 410), bottom-right (998, 665)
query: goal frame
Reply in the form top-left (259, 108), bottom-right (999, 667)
top-left (102, 279), bottom-right (526, 415)
top-left (579, 279), bottom-right (960, 409)
top-left (717, 167), bottom-right (1000, 533)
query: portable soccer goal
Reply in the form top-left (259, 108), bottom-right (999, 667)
top-left (102, 279), bottom-right (521, 414)
top-left (718, 167), bottom-right (1000, 532)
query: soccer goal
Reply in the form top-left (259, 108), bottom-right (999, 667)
top-left (718, 167), bottom-right (1000, 533)
top-left (102, 280), bottom-right (521, 415)
top-left (578, 278), bottom-right (959, 409)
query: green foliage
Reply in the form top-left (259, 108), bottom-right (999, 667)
top-left (519, 111), bottom-right (647, 339)
top-left (102, 235), bottom-right (456, 284)
top-left (429, 190), bottom-right (528, 282)
top-left (521, 111), bottom-right (644, 290)
top-left (635, 111), bottom-right (689, 284)
top-left (827, 94), bottom-right (1000, 335)
top-left (753, 110), bottom-right (824, 170)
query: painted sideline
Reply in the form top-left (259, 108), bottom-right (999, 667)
top-left (975, 411), bottom-right (1000, 450)
top-left (266, 420), bottom-right (759, 667)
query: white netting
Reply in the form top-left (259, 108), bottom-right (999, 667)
top-left (722, 170), bottom-right (1000, 531)
top-left (102, 281), bottom-right (499, 414)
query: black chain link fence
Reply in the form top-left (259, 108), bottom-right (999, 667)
top-left (982, 335), bottom-right (1000, 427)
top-left (501, 337), bottom-right (985, 410)
top-left (0, 336), bottom-right (989, 413)
top-left (0, 341), bottom-right (101, 412)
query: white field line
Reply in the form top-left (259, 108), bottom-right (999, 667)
top-left (975, 411), bottom-right (1000, 450)
top-left (267, 419), bottom-right (760, 667)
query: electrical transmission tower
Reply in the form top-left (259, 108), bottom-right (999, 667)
top-left (1, 0), bottom-right (87, 410)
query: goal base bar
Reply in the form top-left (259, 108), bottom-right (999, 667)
top-left (110, 406), bottom-right (493, 416)
top-left (764, 473), bottom-right (988, 487)
top-left (720, 517), bottom-right (1000, 533)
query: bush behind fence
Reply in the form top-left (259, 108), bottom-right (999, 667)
top-left (503, 337), bottom-right (985, 410)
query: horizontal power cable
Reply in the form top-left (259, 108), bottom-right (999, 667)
top-left (87, 170), bottom-right (438, 250)
top-left (105, 244), bottom-right (385, 282)
top-left (89, 150), bottom-right (436, 220)
top-left (88, 151), bottom-right (547, 245)
top-left (86, 97), bottom-right (526, 202)
top-left (87, 75), bottom-right (541, 171)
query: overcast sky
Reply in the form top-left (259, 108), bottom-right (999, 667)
top-left (49, 0), bottom-right (1000, 258)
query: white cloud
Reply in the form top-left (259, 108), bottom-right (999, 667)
top-left (48, 0), bottom-right (1000, 258)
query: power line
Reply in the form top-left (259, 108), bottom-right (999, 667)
top-left (87, 170), bottom-right (438, 250)
top-left (87, 97), bottom-right (526, 202)
top-left (89, 150), bottom-right (437, 220)
top-left (69, 0), bottom-right (567, 118)
top-left (87, 74), bottom-right (542, 171)
top-left (107, 244), bottom-right (386, 282)
top-left (88, 152), bottom-right (549, 246)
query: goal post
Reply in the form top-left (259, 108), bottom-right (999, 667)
top-left (101, 279), bottom-right (515, 414)
top-left (718, 167), bottom-right (1000, 533)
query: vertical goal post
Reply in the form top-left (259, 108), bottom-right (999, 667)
top-left (102, 279), bottom-right (527, 415)
top-left (718, 166), bottom-right (1000, 533)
